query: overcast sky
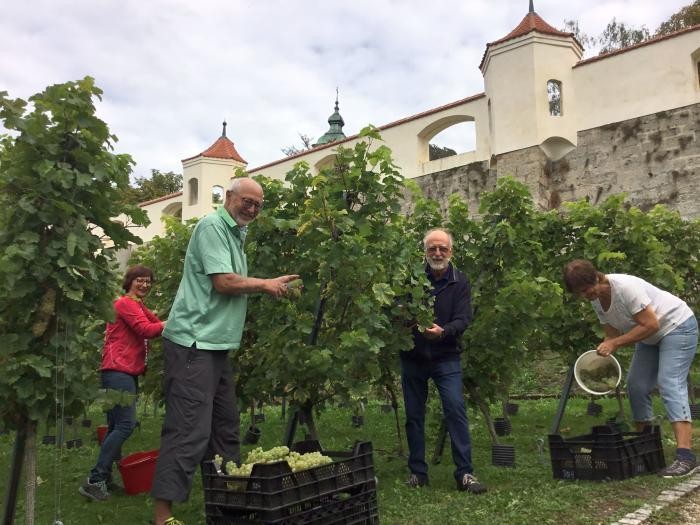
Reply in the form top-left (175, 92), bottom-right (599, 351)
top-left (1, 0), bottom-right (691, 179)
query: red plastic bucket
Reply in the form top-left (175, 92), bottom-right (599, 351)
top-left (118, 450), bottom-right (159, 495)
top-left (96, 425), bottom-right (108, 445)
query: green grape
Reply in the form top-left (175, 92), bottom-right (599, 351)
top-left (286, 279), bottom-right (303, 299)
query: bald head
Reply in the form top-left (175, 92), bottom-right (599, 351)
top-left (225, 177), bottom-right (264, 226)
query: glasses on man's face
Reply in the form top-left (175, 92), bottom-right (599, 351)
top-left (427, 245), bottom-right (451, 254)
top-left (134, 278), bottom-right (152, 286)
top-left (239, 196), bottom-right (263, 212)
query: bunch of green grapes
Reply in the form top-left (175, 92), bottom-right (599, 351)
top-left (285, 279), bottom-right (303, 299)
top-left (285, 451), bottom-right (333, 473)
top-left (225, 461), bottom-right (254, 477)
top-left (244, 445), bottom-right (290, 465)
top-left (220, 447), bottom-right (333, 477)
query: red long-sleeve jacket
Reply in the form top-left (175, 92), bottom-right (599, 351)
top-left (101, 296), bottom-right (163, 376)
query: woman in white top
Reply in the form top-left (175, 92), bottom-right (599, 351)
top-left (564, 259), bottom-right (699, 478)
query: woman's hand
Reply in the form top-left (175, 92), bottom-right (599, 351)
top-left (596, 340), bottom-right (617, 357)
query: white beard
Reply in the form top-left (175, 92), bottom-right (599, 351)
top-left (427, 257), bottom-right (450, 271)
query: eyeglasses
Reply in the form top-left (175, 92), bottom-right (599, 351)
top-left (427, 245), bottom-right (451, 254)
top-left (134, 278), bottom-right (152, 286)
top-left (240, 197), bottom-right (263, 212)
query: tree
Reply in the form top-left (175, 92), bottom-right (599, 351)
top-left (597, 17), bottom-right (650, 54)
top-left (428, 144), bottom-right (457, 161)
top-left (0, 77), bottom-right (147, 522)
top-left (242, 127), bottom-right (434, 440)
top-left (281, 133), bottom-right (315, 157)
top-left (120, 169), bottom-right (182, 204)
top-left (561, 19), bottom-right (595, 50)
top-left (655, 0), bottom-right (700, 36)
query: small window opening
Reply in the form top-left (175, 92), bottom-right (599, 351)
top-left (188, 178), bottom-right (198, 205)
top-left (212, 185), bottom-right (224, 205)
top-left (547, 80), bottom-right (563, 116)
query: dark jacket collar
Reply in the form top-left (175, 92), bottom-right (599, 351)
top-left (426, 261), bottom-right (456, 284)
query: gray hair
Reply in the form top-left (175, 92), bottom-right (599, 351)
top-left (423, 228), bottom-right (453, 249)
top-left (228, 177), bottom-right (261, 193)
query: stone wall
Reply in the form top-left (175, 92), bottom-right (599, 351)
top-left (412, 103), bottom-right (700, 220)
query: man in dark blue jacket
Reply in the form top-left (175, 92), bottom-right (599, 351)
top-left (400, 228), bottom-right (486, 493)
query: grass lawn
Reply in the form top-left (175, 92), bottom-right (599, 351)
top-left (0, 394), bottom-right (693, 525)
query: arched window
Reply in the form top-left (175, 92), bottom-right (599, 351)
top-left (188, 178), bottom-right (198, 205)
top-left (212, 185), bottom-right (224, 205)
top-left (547, 80), bottom-right (563, 116)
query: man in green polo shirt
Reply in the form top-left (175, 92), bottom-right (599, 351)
top-left (151, 177), bottom-right (298, 525)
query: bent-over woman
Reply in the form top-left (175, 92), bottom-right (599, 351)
top-left (563, 259), bottom-right (698, 477)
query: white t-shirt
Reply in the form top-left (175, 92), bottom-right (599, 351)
top-left (591, 274), bottom-right (694, 344)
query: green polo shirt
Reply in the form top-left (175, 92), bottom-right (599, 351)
top-left (163, 206), bottom-right (248, 350)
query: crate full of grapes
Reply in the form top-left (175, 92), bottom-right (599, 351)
top-left (204, 440), bottom-right (378, 524)
top-left (548, 425), bottom-right (665, 481)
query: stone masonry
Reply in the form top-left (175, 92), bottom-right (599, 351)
top-left (413, 103), bottom-right (700, 220)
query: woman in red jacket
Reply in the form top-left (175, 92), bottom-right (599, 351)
top-left (79, 265), bottom-right (165, 502)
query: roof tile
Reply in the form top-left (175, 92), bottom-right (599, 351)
top-left (182, 136), bottom-right (247, 164)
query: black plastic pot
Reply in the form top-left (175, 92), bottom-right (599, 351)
top-left (351, 415), bottom-right (364, 428)
top-left (41, 435), bottom-right (56, 445)
top-left (81, 419), bottom-right (92, 428)
top-left (64, 416), bottom-right (73, 425)
top-left (494, 417), bottom-right (512, 437)
top-left (587, 402), bottom-right (603, 416)
top-left (505, 403), bottom-right (519, 416)
top-left (491, 444), bottom-right (516, 467)
top-left (380, 404), bottom-right (392, 413)
top-left (242, 425), bottom-right (261, 445)
top-left (73, 438), bottom-right (83, 448)
top-left (254, 413), bottom-right (266, 424)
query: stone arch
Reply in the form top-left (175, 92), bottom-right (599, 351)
top-left (314, 153), bottom-right (337, 172)
top-left (417, 115), bottom-right (476, 163)
top-left (162, 201), bottom-right (182, 220)
top-left (539, 136), bottom-right (575, 161)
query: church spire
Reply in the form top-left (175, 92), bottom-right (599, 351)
top-left (222, 120), bottom-right (227, 137)
top-left (313, 88), bottom-right (346, 147)
top-left (529, 0), bottom-right (534, 13)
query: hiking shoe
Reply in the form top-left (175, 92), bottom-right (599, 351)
top-left (78, 478), bottom-right (109, 501)
top-left (457, 473), bottom-right (487, 494)
top-left (164, 518), bottom-right (186, 525)
top-left (658, 459), bottom-right (700, 478)
top-left (405, 473), bottom-right (428, 488)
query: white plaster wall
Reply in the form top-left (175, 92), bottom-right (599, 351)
top-left (248, 96), bottom-right (489, 182)
top-left (484, 38), bottom-right (538, 155)
top-left (483, 33), bottom-right (581, 156)
top-left (574, 31), bottom-right (700, 131)
top-left (532, 37), bottom-right (580, 147)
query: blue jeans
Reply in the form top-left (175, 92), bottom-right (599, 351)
top-left (627, 315), bottom-right (698, 423)
top-left (401, 358), bottom-right (474, 480)
top-left (89, 370), bottom-right (138, 483)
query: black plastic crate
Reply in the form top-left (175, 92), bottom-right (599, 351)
top-left (548, 425), bottom-right (665, 481)
top-left (204, 440), bottom-right (378, 525)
